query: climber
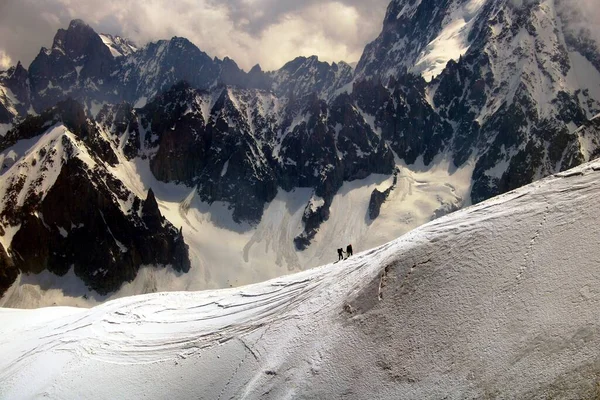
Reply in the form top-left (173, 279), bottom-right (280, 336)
top-left (346, 244), bottom-right (353, 258)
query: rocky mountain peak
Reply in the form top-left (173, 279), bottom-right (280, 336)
top-left (1, 18), bottom-right (359, 125)
top-left (68, 18), bottom-right (88, 29)
top-left (142, 188), bottom-right (163, 230)
top-left (246, 63), bottom-right (271, 89)
top-left (0, 60), bottom-right (30, 120)
top-left (270, 55), bottom-right (354, 100)
top-left (218, 56), bottom-right (251, 88)
top-left (167, 36), bottom-right (206, 56)
top-left (249, 64), bottom-right (263, 74)
top-left (52, 19), bottom-right (110, 61)
top-left (27, 18), bottom-right (116, 113)
top-left (9, 61), bottom-right (27, 78)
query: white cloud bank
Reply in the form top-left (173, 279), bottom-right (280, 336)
top-left (0, 0), bottom-right (598, 73)
top-left (0, 50), bottom-right (11, 70)
top-left (0, 0), bottom-right (389, 71)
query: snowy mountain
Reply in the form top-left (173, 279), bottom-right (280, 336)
top-left (0, 20), bottom-right (353, 120)
top-left (0, 61), bottom-right (30, 132)
top-left (2, 159), bottom-right (600, 398)
top-left (0, 99), bottom-right (189, 296)
top-left (355, 0), bottom-right (490, 81)
top-left (356, 0), bottom-right (600, 204)
top-left (269, 56), bottom-right (354, 100)
top-left (1, 0), bottom-right (600, 302)
top-left (27, 19), bottom-right (118, 113)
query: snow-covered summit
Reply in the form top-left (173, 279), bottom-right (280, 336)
top-left (2, 158), bottom-right (600, 398)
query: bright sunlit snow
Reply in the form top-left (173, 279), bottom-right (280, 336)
top-left (1, 158), bottom-right (600, 399)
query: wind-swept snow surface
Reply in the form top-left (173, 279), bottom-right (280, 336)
top-left (2, 160), bottom-right (600, 399)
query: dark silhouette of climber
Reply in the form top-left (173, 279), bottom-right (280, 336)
top-left (337, 248), bottom-right (344, 261)
top-left (346, 244), bottom-right (353, 258)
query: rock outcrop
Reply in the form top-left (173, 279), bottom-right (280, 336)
top-left (0, 243), bottom-right (17, 295)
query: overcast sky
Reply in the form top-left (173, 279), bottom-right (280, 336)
top-left (0, 0), bottom-right (390, 71)
top-left (1, 0), bottom-right (598, 73)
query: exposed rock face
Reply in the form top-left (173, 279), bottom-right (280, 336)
top-left (0, 98), bottom-right (117, 171)
top-left (0, 243), bottom-right (17, 295)
top-left (269, 56), bottom-right (354, 101)
top-left (295, 196), bottom-right (332, 250)
top-left (574, 115), bottom-right (600, 161)
top-left (353, 76), bottom-right (453, 166)
top-left (96, 82), bottom-right (395, 231)
top-left (356, 0), bottom-right (459, 81)
top-left (355, 0), bottom-right (600, 204)
top-left (0, 20), bottom-right (360, 127)
top-left (142, 188), bottom-right (163, 230)
top-left (0, 62), bottom-right (31, 124)
top-left (95, 102), bottom-right (141, 160)
top-left (28, 19), bottom-right (117, 113)
top-left (368, 171), bottom-right (398, 221)
top-left (118, 37), bottom-right (221, 103)
top-left (368, 188), bottom-right (390, 221)
top-left (11, 161), bottom-right (189, 294)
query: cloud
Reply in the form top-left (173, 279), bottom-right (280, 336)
top-left (1, 0), bottom-right (600, 75)
top-left (562, 0), bottom-right (600, 43)
top-left (0, 50), bottom-right (11, 70)
top-left (0, 0), bottom-right (389, 71)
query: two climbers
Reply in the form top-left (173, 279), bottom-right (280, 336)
top-left (337, 244), bottom-right (353, 261)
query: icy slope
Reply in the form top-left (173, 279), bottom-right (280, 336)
top-left (2, 159), bottom-right (600, 399)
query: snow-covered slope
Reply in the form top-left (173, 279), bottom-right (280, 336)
top-left (2, 159), bottom-right (600, 399)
